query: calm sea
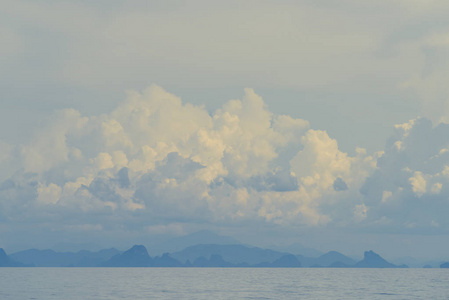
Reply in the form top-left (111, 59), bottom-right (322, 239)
top-left (1, 268), bottom-right (448, 299)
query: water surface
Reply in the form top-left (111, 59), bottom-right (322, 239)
top-left (1, 268), bottom-right (448, 299)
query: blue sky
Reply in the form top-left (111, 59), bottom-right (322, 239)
top-left (1, 0), bottom-right (449, 259)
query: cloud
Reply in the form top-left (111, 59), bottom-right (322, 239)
top-left (20, 109), bottom-right (88, 174)
top-left (333, 178), bottom-right (348, 191)
top-left (5, 84), bottom-right (449, 247)
top-left (354, 203), bottom-right (368, 222)
top-left (36, 183), bottom-right (61, 205)
top-left (409, 171), bottom-right (427, 197)
top-left (360, 117), bottom-right (449, 231)
top-left (0, 85), bottom-right (377, 241)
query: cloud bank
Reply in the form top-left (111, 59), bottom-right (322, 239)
top-left (0, 86), bottom-right (377, 238)
top-left (2, 85), bottom-right (449, 249)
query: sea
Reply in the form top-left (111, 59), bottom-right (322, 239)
top-left (1, 268), bottom-right (448, 299)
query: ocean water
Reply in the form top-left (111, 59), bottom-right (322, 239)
top-left (1, 268), bottom-right (449, 299)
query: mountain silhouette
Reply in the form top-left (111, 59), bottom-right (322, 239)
top-left (153, 253), bottom-right (183, 267)
top-left (171, 244), bottom-right (287, 265)
top-left (3, 245), bottom-right (415, 268)
top-left (316, 251), bottom-right (355, 267)
top-left (355, 251), bottom-right (400, 268)
top-left (0, 248), bottom-right (24, 267)
top-left (295, 251), bottom-right (356, 267)
top-left (102, 245), bottom-right (153, 267)
top-left (191, 254), bottom-right (234, 267)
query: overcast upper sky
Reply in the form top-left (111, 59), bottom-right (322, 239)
top-left (1, 0), bottom-right (449, 259)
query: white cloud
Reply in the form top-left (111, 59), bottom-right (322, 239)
top-left (20, 109), bottom-right (88, 173)
top-left (94, 153), bottom-right (114, 170)
top-left (381, 191), bottom-right (393, 203)
top-left (0, 86), bottom-right (376, 234)
top-left (430, 182), bottom-right (442, 194)
top-left (360, 117), bottom-right (449, 231)
top-left (290, 130), bottom-right (376, 207)
top-left (36, 183), bottom-right (61, 205)
top-left (6, 85), bottom-right (449, 243)
top-left (354, 204), bottom-right (368, 222)
top-left (409, 171), bottom-right (427, 197)
top-left (291, 130), bottom-right (352, 192)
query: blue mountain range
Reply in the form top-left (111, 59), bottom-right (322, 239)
top-left (1, 244), bottom-right (408, 268)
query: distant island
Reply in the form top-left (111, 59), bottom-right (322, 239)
top-left (3, 231), bottom-right (449, 268)
top-left (1, 243), bottom-right (414, 268)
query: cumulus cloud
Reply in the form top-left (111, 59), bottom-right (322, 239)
top-left (354, 204), bottom-right (368, 222)
top-left (20, 109), bottom-right (87, 173)
top-left (409, 171), bottom-right (427, 197)
top-left (36, 183), bottom-right (61, 205)
top-left (5, 84), bottom-right (449, 245)
top-left (0, 86), bottom-right (377, 239)
top-left (360, 118), bottom-right (449, 231)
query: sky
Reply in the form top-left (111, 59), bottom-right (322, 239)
top-left (1, 0), bottom-right (449, 260)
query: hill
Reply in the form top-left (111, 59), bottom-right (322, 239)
top-left (102, 245), bottom-right (153, 267)
top-left (0, 248), bottom-right (24, 267)
top-left (355, 251), bottom-right (402, 268)
top-left (171, 244), bottom-right (287, 265)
